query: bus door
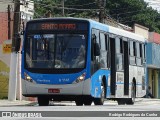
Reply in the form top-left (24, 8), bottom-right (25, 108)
top-left (109, 35), bottom-right (116, 96)
top-left (110, 36), bottom-right (129, 97)
top-left (123, 39), bottom-right (129, 96)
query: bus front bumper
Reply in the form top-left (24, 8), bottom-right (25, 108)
top-left (22, 78), bottom-right (91, 97)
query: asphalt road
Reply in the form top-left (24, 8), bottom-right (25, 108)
top-left (0, 99), bottom-right (160, 120)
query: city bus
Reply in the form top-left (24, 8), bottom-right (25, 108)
top-left (21, 17), bottom-right (146, 106)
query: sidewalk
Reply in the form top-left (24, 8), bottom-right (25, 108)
top-left (136, 98), bottom-right (160, 102)
top-left (0, 100), bottom-right (37, 107)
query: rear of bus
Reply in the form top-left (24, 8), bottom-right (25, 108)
top-left (21, 18), bottom-right (92, 105)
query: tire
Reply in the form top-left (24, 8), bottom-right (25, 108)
top-left (126, 83), bottom-right (136, 105)
top-left (84, 97), bottom-right (92, 106)
top-left (117, 98), bottom-right (126, 105)
top-left (38, 97), bottom-right (49, 106)
top-left (75, 99), bottom-right (83, 106)
top-left (94, 82), bottom-right (105, 105)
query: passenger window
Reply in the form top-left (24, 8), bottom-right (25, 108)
top-left (133, 42), bottom-right (136, 56)
top-left (99, 32), bottom-right (109, 69)
top-left (129, 41), bottom-right (134, 56)
top-left (136, 43), bottom-right (140, 58)
top-left (129, 40), bottom-right (136, 65)
top-left (100, 33), bottom-right (106, 50)
top-left (116, 38), bottom-right (123, 71)
top-left (142, 44), bottom-right (146, 63)
top-left (116, 38), bottom-right (123, 53)
top-left (136, 42), bottom-right (142, 66)
top-left (92, 29), bottom-right (100, 43)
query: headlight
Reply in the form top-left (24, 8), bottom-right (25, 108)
top-left (72, 73), bottom-right (86, 84)
top-left (24, 72), bottom-right (36, 83)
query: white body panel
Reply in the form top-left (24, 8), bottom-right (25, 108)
top-left (115, 72), bottom-right (124, 98)
top-left (129, 65), bottom-right (146, 97)
top-left (115, 65), bottom-right (145, 98)
top-left (22, 79), bottom-right (91, 96)
top-left (109, 26), bottom-right (145, 42)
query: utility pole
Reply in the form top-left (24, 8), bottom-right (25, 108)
top-left (61, 0), bottom-right (64, 16)
top-left (12, 0), bottom-right (21, 51)
top-left (98, 0), bottom-right (106, 23)
top-left (8, 0), bottom-right (21, 101)
top-left (8, 5), bottom-right (11, 40)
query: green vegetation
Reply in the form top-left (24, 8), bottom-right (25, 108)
top-left (33, 0), bottom-right (160, 33)
top-left (0, 60), bottom-right (9, 99)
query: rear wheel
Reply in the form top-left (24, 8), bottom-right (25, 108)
top-left (126, 83), bottom-right (136, 105)
top-left (117, 98), bottom-right (126, 105)
top-left (38, 97), bottom-right (49, 106)
top-left (84, 97), bottom-right (92, 106)
top-left (75, 99), bottom-right (83, 106)
top-left (94, 82), bottom-right (105, 105)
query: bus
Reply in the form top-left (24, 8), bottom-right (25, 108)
top-left (21, 17), bottom-right (146, 106)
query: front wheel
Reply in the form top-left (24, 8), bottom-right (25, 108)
top-left (94, 82), bottom-right (105, 105)
top-left (38, 96), bottom-right (49, 106)
top-left (84, 97), bottom-right (92, 106)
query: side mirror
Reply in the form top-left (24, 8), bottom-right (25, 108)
top-left (92, 34), bottom-right (96, 41)
top-left (94, 43), bottom-right (100, 56)
top-left (15, 35), bottom-right (21, 52)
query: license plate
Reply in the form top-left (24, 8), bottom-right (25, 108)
top-left (48, 89), bottom-right (60, 93)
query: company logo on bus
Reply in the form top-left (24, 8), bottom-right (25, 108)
top-left (41, 23), bottom-right (76, 30)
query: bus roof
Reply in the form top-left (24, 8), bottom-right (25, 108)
top-left (108, 25), bottom-right (146, 42)
top-left (28, 17), bottom-right (146, 42)
top-left (87, 19), bottom-right (146, 42)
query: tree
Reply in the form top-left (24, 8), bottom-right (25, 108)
top-left (33, 0), bottom-right (61, 18)
top-left (106, 0), bottom-right (160, 33)
top-left (33, 0), bottom-right (160, 33)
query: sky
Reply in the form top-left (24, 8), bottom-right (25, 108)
top-left (144, 0), bottom-right (160, 12)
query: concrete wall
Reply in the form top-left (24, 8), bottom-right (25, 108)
top-left (0, 12), bottom-right (13, 44)
top-left (134, 23), bottom-right (149, 39)
top-left (148, 69), bottom-right (159, 98)
top-left (149, 32), bottom-right (160, 44)
top-left (147, 43), bottom-right (160, 68)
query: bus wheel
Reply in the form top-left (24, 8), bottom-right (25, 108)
top-left (38, 97), bottom-right (49, 106)
top-left (84, 97), bottom-right (92, 106)
top-left (126, 83), bottom-right (136, 105)
top-left (117, 98), bottom-right (125, 105)
top-left (94, 82), bottom-right (105, 105)
top-left (75, 100), bottom-right (83, 106)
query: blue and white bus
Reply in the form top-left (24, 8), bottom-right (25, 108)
top-left (21, 18), bottom-right (146, 106)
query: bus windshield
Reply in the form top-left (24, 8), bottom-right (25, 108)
top-left (25, 33), bottom-right (86, 69)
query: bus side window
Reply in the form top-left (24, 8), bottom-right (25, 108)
top-left (139, 43), bottom-right (143, 65)
top-left (136, 42), bottom-right (142, 66)
top-left (116, 37), bottom-right (124, 71)
top-left (100, 32), bottom-right (108, 68)
top-left (91, 29), bottom-right (100, 74)
top-left (129, 41), bottom-right (136, 65)
top-left (142, 44), bottom-right (146, 64)
top-left (106, 34), bottom-right (110, 69)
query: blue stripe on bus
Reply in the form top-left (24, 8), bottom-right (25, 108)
top-left (117, 82), bottom-right (143, 86)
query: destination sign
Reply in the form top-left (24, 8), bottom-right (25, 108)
top-left (41, 23), bottom-right (76, 30)
top-left (27, 21), bottom-right (88, 31)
